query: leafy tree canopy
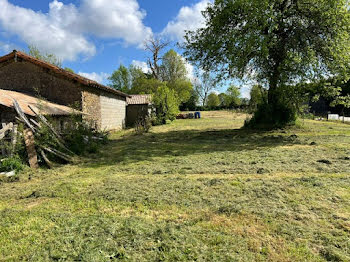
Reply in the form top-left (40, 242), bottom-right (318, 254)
top-left (160, 49), bottom-right (188, 83)
top-left (180, 89), bottom-right (199, 111)
top-left (152, 85), bottom-right (180, 124)
top-left (249, 85), bottom-right (267, 111)
top-left (225, 85), bottom-right (241, 107)
top-left (130, 77), bottom-right (163, 95)
top-left (185, 0), bottom-right (350, 126)
top-left (108, 65), bottom-right (132, 93)
top-left (219, 86), bottom-right (242, 108)
top-left (185, 0), bottom-right (350, 87)
top-left (207, 92), bottom-right (220, 108)
top-left (168, 79), bottom-right (193, 103)
top-left (160, 49), bottom-right (193, 103)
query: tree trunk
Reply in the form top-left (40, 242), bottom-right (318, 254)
top-left (268, 71), bottom-right (279, 107)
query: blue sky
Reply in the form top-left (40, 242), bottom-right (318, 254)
top-left (0, 0), bottom-right (250, 97)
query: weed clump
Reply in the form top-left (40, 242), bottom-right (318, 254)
top-left (134, 116), bottom-right (152, 135)
top-left (0, 156), bottom-right (25, 173)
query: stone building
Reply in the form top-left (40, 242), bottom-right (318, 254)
top-left (126, 94), bottom-right (153, 127)
top-left (0, 50), bottom-right (129, 130)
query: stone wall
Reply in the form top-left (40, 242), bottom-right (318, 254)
top-left (0, 61), bottom-right (82, 107)
top-left (100, 92), bottom-right (126, 130)
top-left (0, 60), bottom-right (128, 131)
top-left (82, 89), bottom-right (101, 130)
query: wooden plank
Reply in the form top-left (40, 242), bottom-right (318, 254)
top-left (39, 149), bottom-right (54, 169)
top-left (28, 105), bottom-right (75, 156)
top-left (0, 122), bottom-right (13, 140)
top-left (41, 147), bottom-right (71, 162)
top-left (1, 123), bottom-right (6, 155)
top-left (10, 124), bottom-right (18, 157)
top-left (23, 128), bottom-right (39, 169)
top-left (13, 99), bottom-right (35, 133)
top-left (30, 119), bottom-right (41, 128)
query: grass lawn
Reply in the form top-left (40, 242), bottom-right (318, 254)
top-left (0, 111), bottom-right (350, 261)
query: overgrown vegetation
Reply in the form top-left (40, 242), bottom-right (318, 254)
top-left (134, 116), bottom-right (152, 135)
top-left (0, 156), bottom-right (24, 173)
top-left (0, 112), bottom-right (349, 261)
top-left (152, 85), bottom-right (180, 124)
top-left (0, 112), bottom-right (108, 173)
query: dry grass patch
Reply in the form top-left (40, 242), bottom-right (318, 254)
top-left (0, 112), bottom-right (349, 261)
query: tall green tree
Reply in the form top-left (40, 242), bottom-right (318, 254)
top-left (168, 79), bottom-right (193, 103)
top-left (130, 78), bottom-right (163, 95)
top-left (185, 0), bottom-right (350, 126)
top-left (160, 49), bottom-right (193, 103)
top-left (108, 65), bottom-right (132, 93)
top-left (28, 45), bottom-right (62, 67)
top-left (160, 49), bottom-right (187, 83)
top-left (218, 93), bottom-right (228, 107)
top-left (225, 85), bottom-right (241, 107)
top-left (207, 92), bottom-right (220, 108)
top-left (153, 85), bottom-right (180, 124)
top-left (218, 86), bottom-right (241, 108)
top-left (180, 89), bottom-right (199, 111)
top-left (249, 85), bottom-right (267, 112)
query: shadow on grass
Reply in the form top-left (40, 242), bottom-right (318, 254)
top-left (81, 127), bottom-right (304, 169)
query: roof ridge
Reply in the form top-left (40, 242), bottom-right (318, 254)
top-left (0, 50), bottom-right (130, 98)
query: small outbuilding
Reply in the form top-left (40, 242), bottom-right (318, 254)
top-left (126, 94), bottom-right (153, 127)
top-left (0, 50), bottom-right (129, 130)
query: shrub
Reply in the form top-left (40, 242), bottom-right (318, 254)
top-left (246, 85), bottom-right (307, 129)
top-left (245, 101), bottom-right (297, 129)
top-left (135, 116), bottom-right (152, 135)
top-left (0, 156), bottom-right (25, 173)
top-left (63, 121), bottom-right (108, 155)
top-left (152, 85), bottom-right (180, 124)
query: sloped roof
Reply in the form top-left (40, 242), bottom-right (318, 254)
top-left (0, 50), bottom-right (130, 98)
top-left (127, 94), bottom-right (152, 105)
top-left (0, 89), bottom-right (84, 116)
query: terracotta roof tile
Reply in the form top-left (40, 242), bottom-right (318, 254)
top-left (0, 89), bottom-right (84, 116)
top-left (127, 94), bottom-right (152, 105)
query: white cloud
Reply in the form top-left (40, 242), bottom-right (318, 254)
top-left (0, 0), bottom-right (95, 61)
top-left (0, 41), bottom-right (13, 54)
top-left (79, 0), bottom-right (152, 46)
top-left (131, 60), bottom-right (150, 73)
top-left (184, 59), bottom-right (196, 83)
top-left (78, 72), bottom-right (110, 84)
top-left (240, 86), bottom-right (251, 99)
top-left (162, 0), bottom-right (211, 42)
top-left (0, 0), bottom-right (152, 61)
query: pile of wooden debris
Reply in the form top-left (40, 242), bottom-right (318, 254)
top-left (0, 99), bottom-right (75, 174)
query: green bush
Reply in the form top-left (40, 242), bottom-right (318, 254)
top-left (0, 156), bottom-right (25, 173)
top-left (135, 116), bottom-right (152, 135)
top-left (153, 85), bottom-right (180, 124)
top-left (245, 101), bottom-right (297, 129)
top-left (64, 121), bottom-right (108, 155)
